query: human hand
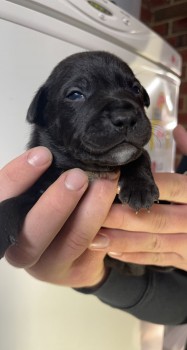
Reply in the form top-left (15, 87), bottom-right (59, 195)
top-left (4, 125), bottom-right (187, 289)
top-left (4, 148), bottom-right (119, 288)
top-left (90, 125), bottom-right (187, 272)
top-left (173, 124), bottom-right (187, 155)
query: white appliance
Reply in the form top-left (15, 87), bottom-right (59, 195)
top-left (110, 0), bottom-right (142, 18)
top-left (0, 2), bottom-right (182, 350)
top-left (0, 0), bottom-right (182, 171)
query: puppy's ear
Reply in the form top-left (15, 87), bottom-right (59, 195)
top-left (26, 86), bottom-right (47, 126)
top-left (142, 87), bottom-right (150, 108)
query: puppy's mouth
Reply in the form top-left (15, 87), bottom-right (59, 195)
top-left (70, 141), bottom-right (142, 169)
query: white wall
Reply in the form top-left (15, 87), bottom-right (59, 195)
top-left (0, 261), bottom-right (140, 350)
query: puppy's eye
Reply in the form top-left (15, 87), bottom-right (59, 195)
top-left (132, 83), bottom-right (141, 95)
top-left (66, 91), bottom-right (85, 101)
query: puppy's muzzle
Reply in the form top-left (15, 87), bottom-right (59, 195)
top-left (110, 101), bottom-right (137, 130)
top-left (101, 96), bottom-right (140, 133)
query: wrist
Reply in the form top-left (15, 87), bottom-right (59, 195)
top-left (75, 266), bottom-right (111, 292)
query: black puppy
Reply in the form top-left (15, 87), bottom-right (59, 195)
top-left (0, 51), bottom-right (159, 274)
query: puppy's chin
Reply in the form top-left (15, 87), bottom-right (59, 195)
top-left (72, 142), bottom-right (142, 169)
top-left (99, 143), bottom-right (142, 166)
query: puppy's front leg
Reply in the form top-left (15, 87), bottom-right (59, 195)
top-left (118, 150), bottom-right (159, 211)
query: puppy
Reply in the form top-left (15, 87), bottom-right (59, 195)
top-left (0, 51), bottom-right (159, 275)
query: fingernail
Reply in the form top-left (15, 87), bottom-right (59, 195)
top-left (27, 147), bottom-right (52, 167)
top-left (89, 234), bottom-right (110, 249)
top-left (108, 251), bottom-right (123, 257)
top-left (65, 169), bottom-right (88, 191)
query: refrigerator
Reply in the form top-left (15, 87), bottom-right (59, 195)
top-left (0, 1), bottom-right (182, 350)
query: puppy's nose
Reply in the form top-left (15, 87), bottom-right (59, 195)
top-left (111, 103), bottom-right (137, 129)
top-left (111, 114), bottom-right (137, 129)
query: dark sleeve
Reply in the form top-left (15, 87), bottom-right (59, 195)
top-left (177, 155), bottom-right (187, 174)
top-left (75, 268), bottom-right (187, 325)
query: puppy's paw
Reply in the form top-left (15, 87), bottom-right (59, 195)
top-left (118, 178), bottom-right (159, 211)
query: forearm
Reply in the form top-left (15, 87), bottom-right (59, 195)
top-left (76, 267), bottom-right (187, 325)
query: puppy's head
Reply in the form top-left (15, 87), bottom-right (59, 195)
top-left (27, 51), bottom-right (151, 171)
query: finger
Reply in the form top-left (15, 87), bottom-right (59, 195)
top-left (0, 147), bottom-right (52, 200)
top-left (35, 174), bottom-right (118, 262)
top-left (154, 172), bottom-right (187, 203)
top-left (26, 174), bottom-right (119, 281)
top-left (173, 125), bottom-right (187, 155)
top-left (107, 172), bottom-right (187, 235)
top-left (5, 168), bottom-right (89, 267)
top-left (90, 229), bottom-right (187, 254)
top-left (24, 175), bottom-right (119, 285)
top-left (104, 203), bottom-right (187, 234)
top-left (107, 251), bottom-right (183, 268)
top-left (29, 247), bottom-right (107, 287)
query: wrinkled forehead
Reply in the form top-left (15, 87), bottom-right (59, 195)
top-left (48, 53), bottom-right (136, 91)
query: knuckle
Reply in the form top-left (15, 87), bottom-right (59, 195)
top-left (3, 167), bottom-right (18, 184)
top-left (151, 253), bottom-right (162, 265)
top-left (169, 176), bottom-right (186, 200)
top-left (148, 234), bottom-right (161, 251)
top-left (150, 253), bottom-right (178, 267)
top-left (151, 212), bottom-right (167, 233)
top-left (46, 193), bottom-right (67, 217)
top-left (45, 182), bottom-right (83, 217)
top-left (6, 246), bottom-right (39, 268)
top-left (66, 230), bottom-right (90, 253)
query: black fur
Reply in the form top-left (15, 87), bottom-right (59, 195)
top-left (0, 51), bottom-right (159, 275)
